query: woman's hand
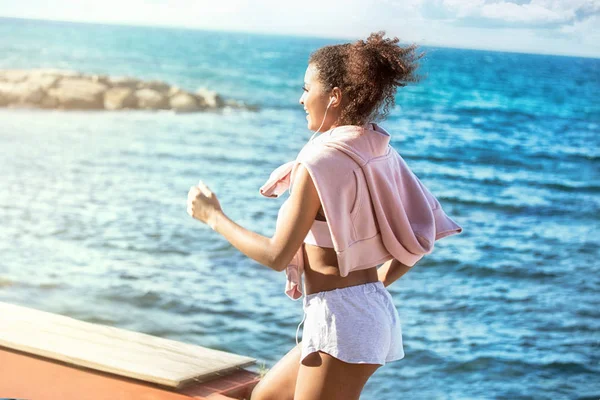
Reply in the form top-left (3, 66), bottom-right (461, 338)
top-left (187, 180), bottom-right (223, 229)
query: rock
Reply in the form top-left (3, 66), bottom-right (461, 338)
top-left (47, 78), bottom-right (107, 109)
top-left (167, 86), bottom-right (183, 97)
top-left (134, 88), bottom-right (168, 109)
top-left (0, 74), bottom-right (57, 107)
top-left (25, 87), bottom-right (45, 104)
top-left (39, 94), bottom-right (59, 109)
top-left (7, 103), bottom-right (40, 110)
top-left (29, 69), bottom-right (82, 78)
top-left (224, 99), bottom-right (260, 111)
top-left (224, 99), bottom-right (241, 108)
top-left (194, 95), bottom-right (208, 108)
top-left (169, 93), bottom-right (200, 112)
top-left (0, 82), bottom-right (45, 105)
top-left (104, 87), bottom-right (136, 110)
top-left (137, 80), bottom-right (170, 93)
top-left (196, 87), bottom-right (224, 108)
top-left (0, 70), bottom-right (30, 83)
top-left (0, 69), bottom-right (246, 114)
top-left (91, 74), bottom-right (110, 86)
top-left (27, 75), bottom-right (58, 90)
top-left (108, 76), bottom-right (140, 89)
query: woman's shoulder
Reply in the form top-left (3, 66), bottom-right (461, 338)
top-left (296, 140), bottom-right (358, 170)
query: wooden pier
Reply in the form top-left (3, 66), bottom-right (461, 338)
top-left (0, 302), bottom-right (261, 399)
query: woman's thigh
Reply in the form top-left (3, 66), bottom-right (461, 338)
top-left (250, 343), bottom-right (302, 400)
top-left (294, 350), bottom-right (381, 400)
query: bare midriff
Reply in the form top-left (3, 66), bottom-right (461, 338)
top-left (303, 207), bottom-right (379, 296)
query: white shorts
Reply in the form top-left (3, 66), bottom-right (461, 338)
top-left (296, 281), bottom-right (405, 366)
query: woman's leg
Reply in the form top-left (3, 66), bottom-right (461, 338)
top-left (294, 350), bottom-right (381, 400)
top-left (250, 343), bottom-right (302, 400)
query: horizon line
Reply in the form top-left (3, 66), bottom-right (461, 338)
top-left (1, 15), bottom-right (598, 60)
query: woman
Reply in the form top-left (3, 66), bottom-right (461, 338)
top-left (187, 31), bottom-right (462, 400)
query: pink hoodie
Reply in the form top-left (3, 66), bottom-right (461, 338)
top-left (260, 123), bottom-right (463, 300)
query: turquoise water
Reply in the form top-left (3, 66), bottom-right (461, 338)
top-left (1, 17), bottom-right (599, 399)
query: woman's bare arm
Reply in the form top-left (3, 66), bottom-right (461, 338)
top-left (377, 259), bottom-right (414, 287)
top-left (209, 164), bottom-right (321, 272)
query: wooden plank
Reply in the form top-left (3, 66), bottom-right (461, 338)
top-left (0, 302), bottom-right (256, 388)
top-left (0, 346), bottom-right (260, 400)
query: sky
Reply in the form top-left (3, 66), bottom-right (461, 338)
top-left (0, 0), bottom-right (599, 58)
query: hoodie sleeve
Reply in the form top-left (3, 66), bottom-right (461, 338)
top-left (259, 161), bottom-right (295, 198)
top-left (416, 178), bottom-right (463, 241)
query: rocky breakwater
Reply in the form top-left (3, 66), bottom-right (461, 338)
top-left (0, 69), bottom-right (257, 112)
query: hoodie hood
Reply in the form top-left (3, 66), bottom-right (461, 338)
top-left (307, 120), bottom-right (462, 256)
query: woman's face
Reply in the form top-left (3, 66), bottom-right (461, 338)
top-left (299, 64), bottom-right (338, 132)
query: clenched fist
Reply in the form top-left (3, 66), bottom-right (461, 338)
top-left (187, 180), bottom-right (222, 229)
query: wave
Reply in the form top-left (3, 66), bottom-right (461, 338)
top-left (454, 106), bottom-right (539, 122)
top-left (453, 105), bottom-right (599, 126)
top-left (98, 287), bottom-right (256, 321)
top-left (438, 195), bottom-right (569, 217)
top-left (524, 149), bottom-right (600, 164)
top-left (446, 356), bottom-right (596, 375)
top-left (95, 242), bottom-right (192, 257)
top-left (454, 262), bottom-right (559, 280)
top-left (533, 180), bottom-right (600, 194)
top-left (427, 168), bottom-right (600, 195)
top-left (534, 320), bottom-right (599, 334)
top-left (576, 395), bottom-right (600, 400)
top-left (404, 348), bottom-right (447, 365)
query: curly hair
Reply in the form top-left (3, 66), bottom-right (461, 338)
top-left (308, 31), bottom-right (425, 126)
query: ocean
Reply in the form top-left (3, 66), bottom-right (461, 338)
top-left (0, 17), bottom-right (598, 399)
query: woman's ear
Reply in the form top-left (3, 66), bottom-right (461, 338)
top-left (330, 87), bottom-right (343, 107)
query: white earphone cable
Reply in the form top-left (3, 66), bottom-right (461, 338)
top-left (310, 100), bottom-right (333, 143)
